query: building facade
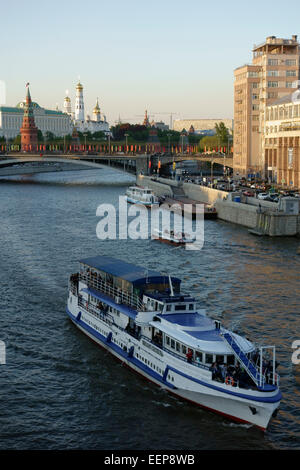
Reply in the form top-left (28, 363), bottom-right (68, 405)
top-left (234, 35), bottom-right (300, 177)
top-left (0, 100), bottom-right (73, 139)
top-left (264, 90), bottom-right (300, 189)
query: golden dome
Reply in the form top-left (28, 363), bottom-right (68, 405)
top-left (76, 81), bottom-right (83, 90)
top-left (64, 96), bottom-right (71, 102)
top-left (93, 98), bottom-right (100, 113)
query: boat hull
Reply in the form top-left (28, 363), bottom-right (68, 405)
top-left (125, 196), bottom-right (159, 207)
top-left (66, 303), bottom-right (280, 431)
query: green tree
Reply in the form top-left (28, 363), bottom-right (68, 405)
top-left (13, 134), bottom-right (21, 145)
top-left (199, 135), bottom-right (219, 151)
top-left (37, 129), bottom-right (44, 143)
top-left (215, 122), bottom-right (229, 145)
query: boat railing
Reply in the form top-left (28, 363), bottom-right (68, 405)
top-left (233, 336), bottom-right (280, 387)
top-left (69, 281), bottom-right (78, 296)
top-left (78, 297), bottom-right (115, 326)
top-left (141, 335), bottom-right (210, 372)
top-left (222, 332), bottom-right (279, 389)
top-left (79, 273), bottom-right (145, 311)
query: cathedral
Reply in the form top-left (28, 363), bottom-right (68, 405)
top-left (63, 81), bottom-right (110, 135)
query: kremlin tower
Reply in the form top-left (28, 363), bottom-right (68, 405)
top-left (74, 80), bottom-right (84, 122)
top-left (63, 90), bottom-right (72, 116)
top-left (20, 84), bottom-right (38, 152)
top-left (92, 98), bottom-right (101, 122)
top-left (143, 110), bottom-right (150, 128)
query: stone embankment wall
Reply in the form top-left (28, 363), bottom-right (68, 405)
top-left (136, 175), bottom-right (300, 236)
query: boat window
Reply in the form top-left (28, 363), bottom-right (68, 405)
top-left (166, 304), bottom-right (172, 312)
top-left (189, 304), bottom-right (194, 310)
top-left (170, 339), bottom-right (175, 349)
top-left (165, 336), bottom-right (170, 346)
top-left (227, 355), bottom-right (235, 365)
top-left (182, 345), bottom-right (187, 355)
top-left (176, 342), bottom-right (181, 352)
top-left (205, 354), bottom-right (213, 364)
top-left (216, 355), bottom-right (224, 364)
top-left (175, 304), bottom-right (186, 311)
top-left (195, 351), bottom-right (203, 363)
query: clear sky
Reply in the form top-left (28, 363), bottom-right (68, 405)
top-left (1, 0), bottom-right (300, 127)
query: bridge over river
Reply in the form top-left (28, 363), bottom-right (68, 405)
top-left (0, 153), bottom-right (233, 177)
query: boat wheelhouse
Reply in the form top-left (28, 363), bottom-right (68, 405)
top-left (67, 255), bottom-right (281, 430)
top-left (125, 186), bottom-right (159, 207)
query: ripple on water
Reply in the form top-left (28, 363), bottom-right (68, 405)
top-left (0, 170), bottom-right (300, 449)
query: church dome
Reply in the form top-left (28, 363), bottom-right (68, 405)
top-left (76, 81), bottom-right (83, 90)
top-left (93, 98), bottom-right (100, 113)
top-left (16, 100), bottom-right (41, 109)
top-left (64, 96), bottom-right (71, 102)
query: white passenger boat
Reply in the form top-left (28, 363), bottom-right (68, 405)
top-left (152, 228), bottom-right (195, 245)
top-left (125, 186), bottom-right (159, 207)
top-left (67, 256), bottom-right (281, 430)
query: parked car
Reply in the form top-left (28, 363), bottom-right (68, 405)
top-left (243, 190), bottom-right (254, 197)
top-left (257, 193), bottom-right (269, 200)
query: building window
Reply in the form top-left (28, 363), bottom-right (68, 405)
top-left (286, 70), bottom-right (297, 77)
top-left (248, 71), bottom-right (259, 78)
top-left (268, 59), bottom-right (278, 66)
top-left (286, 82), bottom-right (293, 88)
top-left (288, 148), bottom-right (294, 169)
top-left (267, 70), bottom-right (279, 77)
top-left (286, 59), bottom-right (296, 66)
top-left (268, 81), bottom-right (278, 88)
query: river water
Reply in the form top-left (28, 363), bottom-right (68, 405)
top-left (0, 167), bottom-right (299, 451)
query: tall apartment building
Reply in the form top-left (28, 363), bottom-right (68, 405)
top-left (233, 35), bottom-right (300, 177)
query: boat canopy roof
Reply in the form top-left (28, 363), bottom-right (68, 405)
top-left (79, 255), bottom-right (181, 287)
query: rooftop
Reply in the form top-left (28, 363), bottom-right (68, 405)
top-left (79, 255), bottom-right (181, 286)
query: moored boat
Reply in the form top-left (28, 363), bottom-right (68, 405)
top-left (125, 186), bottom-right (159, 207)
top-left (67, 255), bottom-right (281, 430)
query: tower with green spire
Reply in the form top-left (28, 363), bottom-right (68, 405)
top-left (20, 84), bottom-right (38, 152)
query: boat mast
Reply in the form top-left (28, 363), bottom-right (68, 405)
top-left (168, 275), bottom-right (174, 296)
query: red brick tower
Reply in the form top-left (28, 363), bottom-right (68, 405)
top-left (20, 84), bottom-right (38, 152)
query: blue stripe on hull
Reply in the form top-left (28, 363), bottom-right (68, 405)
top-left (66, 306), bottom-right (175, 389)
top-left (66, 307), bottom-right (281, 405)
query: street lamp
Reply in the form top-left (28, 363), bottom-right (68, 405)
top-left (108, 133), bottom-right (111, 155)
top-left (124, 133), bottom-right (129, 154)
top-left (167, 133), bottom-right (171, 155)
top-left (180, 133), bottom-right (184, 154)
top-left (211, 161), bottom-right (214, 187)
top-left (226, 135), bottom-right (233, 189)
top-left (83, 133), bottom-right (87, 152)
